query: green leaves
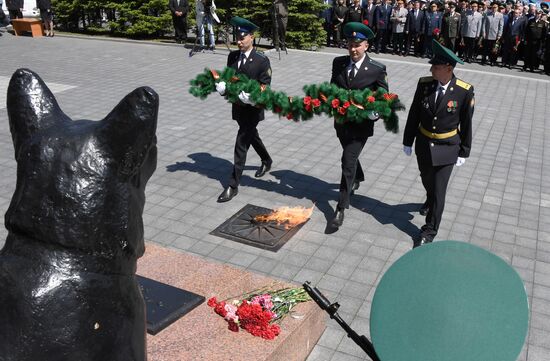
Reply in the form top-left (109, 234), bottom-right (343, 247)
top-left (189, 67), bottom-right (405, 133)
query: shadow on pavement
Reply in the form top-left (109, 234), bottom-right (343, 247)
top-left (167, 152), bottom-right (420, 243)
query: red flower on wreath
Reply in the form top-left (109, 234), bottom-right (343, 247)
top-left (305, 104), bottom-right (312, 112)
top-left (286, 113), bottom-right (294, 120)
top-left (343, 101), bottom-right (351, 109)
top-left (367, 96), bottom-right (376, 103)
top-left (303, 96), bottom-right (312, 106)
top-left (228, 320), bottom-right (239, 332)
top-left (207, 297), bottom-right (218, 307)
top-left (383, 93), bottom-right (398, 101)
top-left (338, 107), bottom-right (347, 115)
top-left (331, 99), bottom-right (340, 108)
top-left (312, 98), bottom-right (321, 107)
top-left (274, 106), bottom-right (282, 113)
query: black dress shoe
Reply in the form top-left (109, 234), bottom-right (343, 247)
top-left (217, 187), bottom-right (238, 203)
top-left (419, 235), bottom-right (434, 246)
top-left (255, 161), bottom-right (272, 178)
top-left (331, 208), bottom-right (345, 228)
top-left (419, 201), bottom-right (429, 216)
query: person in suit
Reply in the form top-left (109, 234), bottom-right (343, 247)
top-left (441, 1), bottom-right (461, 51)
top-left (333, 0), bottom-right (349, 47)
top-left (460, 0), bottom-right (483, 62)
top-left (423, 1), bottom-right (443, 57)
top-left (36, 0), bottom-right (53, 36)
top-left (374, 0), bottom-right (393, 52)
top-left (169, 0), bottom-right (189, 44)
top-left (501, 7), bottom-right (526, 68)
top-left (364, 0), bottom-right (377, 28)
top-left (320, 0), bottom-right (334, 47)
top-left (405, 0), bottom-right (426, 56)
top-left (403, 39), bottom-right (474, 246)
top-left (391, 0), bottom-right (409, 54)
top-left (480, 1), bottom-right (504, 65)
top-left (6, 0), bottom-right (23, 20)
top-left (329, 22), bottom-right (389, 228)
top-left (273, 0), bottom-right (289, 50)
top-left (215, 17), bottom-right (273, 202)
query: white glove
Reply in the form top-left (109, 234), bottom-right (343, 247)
top-left (403, 145), bottom-right (412, 156)
top-left (238, 91), bottom-right (255, 106)
top-left (215, 81), bottom-right (226, 96)
top-left (455, 157), bottom-right (466, 167)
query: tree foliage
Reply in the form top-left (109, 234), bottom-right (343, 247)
top-left (51, 0), bottom-right (327, 47)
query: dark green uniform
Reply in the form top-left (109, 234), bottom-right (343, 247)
top-left (403, 75), bottom-right (474, 240)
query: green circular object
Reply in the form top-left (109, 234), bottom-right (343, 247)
top-left (370, 241), bottom-right (529, 361)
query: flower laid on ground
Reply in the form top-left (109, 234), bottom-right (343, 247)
top-left (207, 285), bottom-right (311, 340)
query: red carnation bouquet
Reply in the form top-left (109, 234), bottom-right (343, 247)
top-left (433, 27), bottom-right (440, 36)
top-left (362, 19), bottom-right (369, 26)
top-left (207, 285), bottom-right (311, 340)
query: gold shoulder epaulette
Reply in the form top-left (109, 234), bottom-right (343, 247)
top-left (456, 79), bottom-right (472, 90)
top-left (419, 76), bottom-right (433, 83)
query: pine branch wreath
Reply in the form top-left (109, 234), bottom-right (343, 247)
top-left (189, 67), bottom-right (405, 133)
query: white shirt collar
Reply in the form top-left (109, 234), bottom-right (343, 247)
top-left (438, 79), bottom-right (451, 92)
top-left (350, 54), bottom-right (367, 70)
top-left (241, 48), bottom-right (253, 58)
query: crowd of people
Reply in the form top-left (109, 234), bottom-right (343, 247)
top-left (321, 0), bottom-right (550, 74)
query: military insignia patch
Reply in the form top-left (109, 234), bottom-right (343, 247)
top-left (456, 79), bottom-right (472, 90)
top-left (267, 68), bottom-right (272, 77)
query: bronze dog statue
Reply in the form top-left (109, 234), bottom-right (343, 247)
top-left (0, 69), bottom-right (158, 361)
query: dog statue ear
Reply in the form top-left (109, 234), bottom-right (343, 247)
top-left (101, 87), bottom-right (159, 177)
top-left (7, 68), bottom-right (70, 155)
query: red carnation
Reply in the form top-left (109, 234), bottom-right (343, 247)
top-left (305, 104), bottom-right (312, 112)
top-left (286, 113), bottom-right (293, 120)
top-left (338, 107), bottom-right (347, 115)
top-left (367, 96), bottom-right (375, 103)
top-left (363, 20), bottom-right (369, 26)
top-left (331, 99), bottom-right (340, 108)
top-left (227, 320), bottom-right (239, 332)
top-left (274, 106), bottom-right (282, 113)
top-left (214, 302), bottom-right (227, 317)
top-left (207, 297), bottom-right (218, 307)
top-left (433, 28), bottom-right (440, 36)
top-left (312, 99), bottom-right (321, 107)
top-left (303, 96), bottom-right (312, 105)
top-left (343, 101), bottom-right (351, 109)
top-left (383, 93), bottom-right (398, 101)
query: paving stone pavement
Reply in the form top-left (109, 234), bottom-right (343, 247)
top-left (1, 34), bottom-right (549, 361)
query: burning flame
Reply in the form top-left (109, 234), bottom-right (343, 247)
top-left (254, 205), bottom-right (314, 229)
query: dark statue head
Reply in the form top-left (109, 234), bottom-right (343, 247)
top-left (5, 68), bottom-right (158, 261)
top-left (0, 69), bottom-right (158, 361)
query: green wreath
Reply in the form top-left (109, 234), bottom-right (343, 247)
top-left (189, 67), bottom-right (405, 133)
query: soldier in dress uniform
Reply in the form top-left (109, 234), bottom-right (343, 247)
top-left (403, 39), bottom-right (474, 246)
top-left (329, 22), bottom-right (389, 228)
top-left (523, 9), bottom-right (547, 72)
top-left (441, 1), bottom-right (462, 51)
top-left (215, 17), bottom-right (273, 202)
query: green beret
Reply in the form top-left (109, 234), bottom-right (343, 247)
top-left (230, 16), bottom-right (259, 36)
top-left (429, 39), bottom-right (464, 67)
top-left (343, 22), bottom-right (375, 41)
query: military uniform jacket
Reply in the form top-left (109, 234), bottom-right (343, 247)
top-left (5, 0), bottom-right (23, 10)
top-left (403, 75), bottom-right (474, 166)
top-left (481, 11), bottom-right (503, 40)
top-left (525, 18), bottom-right (547, 42)
top-left (461, 10), bottom-right (482, 38)
top-left (442, 12), bottom-right (461, 38)
top-left (227, 49), bottom-right (272, 122)
top-left (424, 11), bottom-right (443, 36)
top-left (331, 55), bottom-right (388, 138)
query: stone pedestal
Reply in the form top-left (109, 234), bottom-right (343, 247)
top-left (138, 244), bottom-right (326, 361)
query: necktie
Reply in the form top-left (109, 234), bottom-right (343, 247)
top-left (434, 86), bottom-right (444, 109)
top-left (238, 53), bottom-right (246, 69)
top-left (348, 63), bottom-right (357, 83)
